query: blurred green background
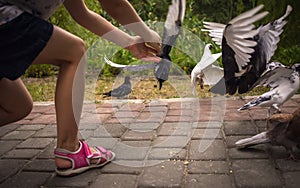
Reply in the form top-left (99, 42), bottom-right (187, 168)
top-left (24, 0), bottom-right (300, 78)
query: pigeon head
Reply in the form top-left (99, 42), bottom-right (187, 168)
top-left (154, 58), bottom-right (172, 90)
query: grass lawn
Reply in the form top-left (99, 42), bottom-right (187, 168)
top-left (22, 75), bottom-right (272, 102)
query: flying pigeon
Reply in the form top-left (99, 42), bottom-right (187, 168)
top-left (238, 62), bottom-right (300, 116)
top-left (203, 5), bottom-right (292, 95)
top-left (103, 0), bottom-right (186, 90)
top-left (235, 108), bottom-right (300, 161)
top-left (154, 0), bottom-right (186, 89)
top-left (103, 76), bottom-right (132, 98)
top-left (191, 43), bottom-right (222, 95)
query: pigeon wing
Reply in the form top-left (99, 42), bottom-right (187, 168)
top-left (104, 56), bottom-right (155, 71)
top-left (224, 4), bottom-right (269, 72)
top-left (258, 5), bottom-right (292, 63)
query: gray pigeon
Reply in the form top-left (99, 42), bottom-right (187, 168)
top-left (235, 108), bottom-right (300, 160)
top-left (154, 0), bottom-right (186, 90)
top-left (238, 62), bottom-right (300, 116)
top-left (103, 76), bottom-right (131, 98)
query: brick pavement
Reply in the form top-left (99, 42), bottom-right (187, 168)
top-left (0, 95), bottom-right (300, 188)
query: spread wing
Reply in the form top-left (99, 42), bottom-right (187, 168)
top-left (224, 4), bottom-right (269, 72)
top-left (160, 0), bottom-right (186, 58)
top-left (258, 5), bottom-right (292, 63)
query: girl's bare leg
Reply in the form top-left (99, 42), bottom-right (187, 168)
top-left (32, 26), bottom-right (86, 169)
top-left (0, 78), bottom-right (33, 126)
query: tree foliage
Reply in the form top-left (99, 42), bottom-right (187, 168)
top-left (25, 0), bottom-right (300, 77)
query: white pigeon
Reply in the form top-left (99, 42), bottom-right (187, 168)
top-left (191, 43), bottom-right (222, 95)
top-left (202, 5), bottom-right (292, 95)
top-left (238, 62), bottom-right (300, 115)
top-left (236, 109), bottom-right (300, 161)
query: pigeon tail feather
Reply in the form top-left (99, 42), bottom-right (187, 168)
top-left (235, 132), bottom-right (270, 148)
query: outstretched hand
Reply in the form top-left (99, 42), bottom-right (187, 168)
top-left (125, 29), bottom-right (162, 63)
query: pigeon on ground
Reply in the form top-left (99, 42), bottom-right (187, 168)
top-left (202, 5), bottom-right (292, 95)
top-left (103, 0), bottom-right (186, 90)
top-left (103, 76), bottom-right (131, 98)
top-left (190, 43), bottom-right (222, 95)
top-left (235, 108), bottom-right (300, 161)
top-left (238, 62), bottom-right (300, 116)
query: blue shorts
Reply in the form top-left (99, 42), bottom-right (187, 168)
top-left (0, 12), bottom-right (53, 80)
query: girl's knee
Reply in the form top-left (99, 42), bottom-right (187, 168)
top-left (19, 98), bottom-right (33, 120)
top-left (72, 38), bottom-right (86, 64)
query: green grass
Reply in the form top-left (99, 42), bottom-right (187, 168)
top-left (23, 75), bottom-right (279, 102)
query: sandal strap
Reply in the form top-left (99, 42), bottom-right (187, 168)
top-left (93, 146), bottom-right (114, 165)
top-left (54, 140), bottom-right (93, 169)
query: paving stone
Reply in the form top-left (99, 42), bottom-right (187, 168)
top-left (135, 113), bottom-right (165, 123)
top-left (1, 130), bottom-right (36, 140)
top-left (92, 124), bottom-right (127, 138)
top-left (165, 115), bottom-right (195, 122)
top-left (113, 111), bottom-right (140, 118)
top-left (152, 136), bottom-right (190, 148)
top-left (30, 114), bottom-right (56, 124)
top-left (138, 161), bottom-right (184, 188)
top-left (129, 122), bottom-right (160, 131)
top-left (232, 159), bottom-right (283, 188)
top-left (224, 109), bottom-right (251, 121)
top-left (122, 130), bottom-right (155, 141)
top-left (45, 169), bottom-right (98, 187)
top-left (33, 125), bottom-right (57, 138)
top-left (158, 122), bottom-right (192, 136)
top-left (192, 128), bottom-right (222, 139)
top-left (225, 98), bottom-right (245, 109)
top-left (81, 112), bottom-right (111, 124)
top-left (249, 108), bottom-right (268, 120)
top-left (118, 103), bottom-right (145, 112)
top-left (192, 121), bottom-right (223, 129)
top-left (0, 124), bottom-right (20, 137)
top-left (189, 140), bottom-right (226, 160)
top-left (0, 171), bottom-right (52, 188)
top-left (276, 159), bottom-right (300, 171)
top-left (24, 159), bottom-right (55, 172)
top-left (113, 141), bottom-right (150, 160)
top-left (223, 121), bottom-right (257, 136)
top-left (0, 140), bottom-right (21, 156)
top-left (79, 123), bottom-right (99, 131)
top-left (184, 174), bottom-right (233, 188)
top-left (2, 149), bottom-right (41, 159)
top-left (228, 147), bottom-right (269, 159)
top-left (16, 124), bottom-right (46, 131)
top-left (86, 137), bottom-right (118, 150)
top-left (37, 140), bottom-right (56, 159)
top-left (90, 174), bottom-right (137, 188)
top-left (106, 117), bottom-right (135, 124)
top-left (143, 106), bottom-right (168, 112)
top-left (265, 146), bottom-right (290, 159)
top-left (187, 160), bottom-right (230, 174)
top-left (0, 159), bottom-right (27, 183)
top-left (148, 148), bottom-right (186, 160)
top-left (100, 162), bottom-right (142, 175)
top-left (17, 138), bottom-right (54, 149)
top-left (282, 172), bottom-right (300, 188)
top-left (167, 109), bottom-right (194, 116)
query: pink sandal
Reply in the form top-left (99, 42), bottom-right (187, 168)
top-left (54, 140), bottom-right (115, 176)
